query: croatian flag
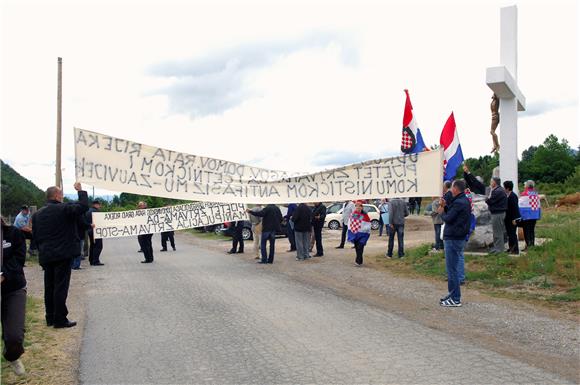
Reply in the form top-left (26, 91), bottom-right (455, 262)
top-left (440, 112), bottom-right (464, 181)
top-left (519, 188), bottom-right (542, 220)
top-left (347, 211), bottom-right (372, 246)
top-left (401, 89), bottom-right (427, 154)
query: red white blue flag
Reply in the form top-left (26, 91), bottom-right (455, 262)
top-left (519, 188), bottom-right (542, 220)
top-left (440, 112), bottom-right (464, 181)
top-left (347, 211), bottom-right (371, 246)
top-left (401, 89), bottom-right (427, 154)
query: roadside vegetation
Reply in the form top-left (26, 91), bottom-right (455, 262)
top-left (373, 208), bottom-right (579, 311)
top-left (0, 296), bottom-right (61, 385)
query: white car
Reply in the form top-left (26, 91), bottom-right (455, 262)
top-left (324, 203), bottom-right (381, 230)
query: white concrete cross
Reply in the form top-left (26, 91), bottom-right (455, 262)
top-left (486, 5), bottom-right (526, 191)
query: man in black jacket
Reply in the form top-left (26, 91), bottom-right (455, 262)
top-left (486, 177), bottom-right (508, 253)
top-left (437, 179), bottom-right (471, 307)
top-left (311, 202), bottom-right (326, 257)
top-left (462, 164), bottom-right (486, 195)
top-left (503, 181), bottom-right (521, 254)
top-left (32, 182), bottom-right (88, 328)
top-left (227, 221), bottom-right (244, 254)
top-left (86, 200), bottom-right (104, 266)
top-left (292, 203), bottom-right (312, 260)
top-left (247, 204), bottom-right (282, 264)
top-left (136, 201), bottom-right (154, 264)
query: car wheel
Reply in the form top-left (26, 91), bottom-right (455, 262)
top-left (242, 227), bottom-right (252, 241)
top-left (328, 220), bottom-right (340, 230)
top-left (213, 224), bottom-right (224, 235)
top-left (371, 219), bottom-right (380, 230)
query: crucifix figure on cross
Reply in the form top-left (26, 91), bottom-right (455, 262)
top-left (486, 5), bottom-right (526, 191)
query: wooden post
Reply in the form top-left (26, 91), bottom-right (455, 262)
top-left (56, 57), bottom-right (63, 188)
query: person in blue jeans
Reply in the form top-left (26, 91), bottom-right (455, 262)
top-left (247, 205), bottom-right (283, 264)
top-left (437, 179), bottom-right (471, 307)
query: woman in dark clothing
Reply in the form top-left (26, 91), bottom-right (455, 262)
top-left (1, 217), bottom-right (27, 376)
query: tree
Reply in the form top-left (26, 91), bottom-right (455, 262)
top-left (519, 135), bottom-right (575, 183)
top-left (1, 160), bottom-right (45, 217)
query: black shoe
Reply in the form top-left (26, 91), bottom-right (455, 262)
top-left (160, 249), bottom-right (167, 252)
top-left (335, 246), bottom-right (344, 249)
top-left (91, 262), bottom-right (105, 266)
top-left (314, 254), bottom-right (323, 257)
top-left (257, 261), bottom-right (267, 264)
top-left (72, 267), bottom-right (82, 270)
top-left (460, 281), bottom-right (466, 286)
top-left (141, 260), bottom-right (153, 263)
top-left (227, 250), bottom-right (236, 254)
top-left (267, 261), bottom-right (273, 264)
top-left (46, 321), bottom-right (54, 327)
top-left (54, 320), bottom-right (77, 328)
top-left (172, 247), bottom-right (176, 251)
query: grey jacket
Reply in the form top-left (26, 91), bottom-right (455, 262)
top-left (342, 201), bottom-right (355, 225)
top-left (389, 198), bottom-right (409, 225)
top-left (430, 199), bottom-right (443, 225)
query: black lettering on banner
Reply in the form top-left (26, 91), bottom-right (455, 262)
top-left (88, 134), bottom-right (99, 148)
top-left (103, 136), bottom-right (113, 151)
top-left (76, 130), bottom-right (88, 146)
top-left (407, 178), bottom-right (418, 192)
top-left (344, 181), bottom-right (356, 194)
top-left (140, 174), bottom-right (152, 188)
top-left (142, 158), bottom-right (153, 172)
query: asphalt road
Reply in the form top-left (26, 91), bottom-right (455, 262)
top-left (79, 235), bottom-right (572, 385)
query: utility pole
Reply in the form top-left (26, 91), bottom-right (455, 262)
top-left (56, 57), bottom-right (63, 188)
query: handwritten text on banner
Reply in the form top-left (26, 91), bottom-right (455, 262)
top-left (93, 202), bottom-right (247, 239)
top-left (75, 128), bottom-right (444, 203)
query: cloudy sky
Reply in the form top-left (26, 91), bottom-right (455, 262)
top-left (1, 0), bottom-right (578, 197)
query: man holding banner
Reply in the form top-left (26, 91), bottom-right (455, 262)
top-left (136, 201), bottom-right (154, 264)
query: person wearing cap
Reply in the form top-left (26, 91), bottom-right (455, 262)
top-left (486, 177), bottom-right (508, 254)
top-left (13, 206), bottom-right (33, 254)
top-left (86, 200), bottom-right (104, 266)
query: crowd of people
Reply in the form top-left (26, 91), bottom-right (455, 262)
top-left (1, 171), bottom-right (543, 376)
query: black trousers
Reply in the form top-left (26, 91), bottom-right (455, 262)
top-left (504, 219), bottom-right (519, 253)
top-left (1, 288), bottom-right (26, 361)
top-left (354, 241), bottom-right (365, 265)
top-left (138, 234), bottom-right (154, 262)
top-left (522, 220), bottom-right (536, 247)
top-left (231, 226), bottom-right (244, 252)
top-left (338, 224), bottom-right (348, 247)
top-left (313, 224), bottom-right (323, 255)
top-left (43, 258), bottom-right (72, 325)
top-left (161, 231), bottom-right (175, 250)
top-left (89, 233), bottom-right (103, 264)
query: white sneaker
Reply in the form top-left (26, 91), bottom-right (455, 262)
top-left (9, 359), bottom-right (26, 376)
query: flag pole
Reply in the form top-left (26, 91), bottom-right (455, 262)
top-left (56, 57), bottom-right (63, 188)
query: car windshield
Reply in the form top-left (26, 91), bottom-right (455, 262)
top-left (364, 205), bottom-right (377, 213)
top-left (326, 204), bottom-right (343, 214)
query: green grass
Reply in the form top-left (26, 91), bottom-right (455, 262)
top-left (374, 209), bottom-right (579, 306)
top-left (1, 296), bottom-right (51, 385)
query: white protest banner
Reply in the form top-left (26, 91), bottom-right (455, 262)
top-left (93, 202), bottom-right (247, 239)
top-left (75, 128), bottom-right (444, 203)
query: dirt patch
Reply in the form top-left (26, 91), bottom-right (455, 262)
top-left (556, 192), bottom-right (580, 208)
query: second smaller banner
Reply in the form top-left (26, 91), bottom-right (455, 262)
top-left (93, 202), bottom-right (248, 239)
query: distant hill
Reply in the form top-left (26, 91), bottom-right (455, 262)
top-left (1, 160), bottom-right (45, 218)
